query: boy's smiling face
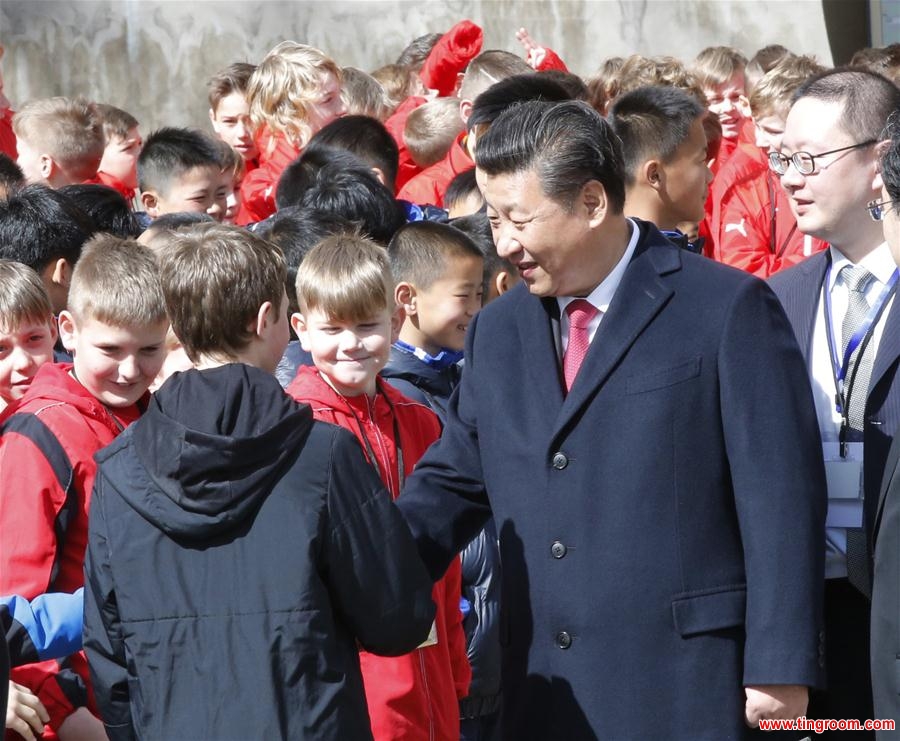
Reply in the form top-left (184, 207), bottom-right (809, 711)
top-left (143, 165), bottom-right (224, 220)
top-left (293, 305), bottom-right (399, 398)
top-left (58, 314), bottom-right (168, 407)
top-left (0, 316), bottom-right (57, 408)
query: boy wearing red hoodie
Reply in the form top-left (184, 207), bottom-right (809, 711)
top-left (0, 234), bottom-right (168, 738)
top-left (287, 233), bottom-right (471, 740)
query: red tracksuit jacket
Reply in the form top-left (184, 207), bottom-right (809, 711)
top-left (286, 366), bottom-right (471, 740)
top-left (0, 363), bottom-right (142, 736)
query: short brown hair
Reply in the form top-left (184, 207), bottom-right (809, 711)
top-left (692, 46), bottom-right (748, 90)
top-left (67, 234), bottom-right (167, 328)
top-left (0, 259), bottom-right (53, 333)
top-left (13, 97), bottom-right (105, 180)
top-left (295, 233), bottom-right (393, 323)
top-left (95, 103), bottom-right (139, 144)
top-left (370, 64), bottom-right (417, 110)
top-left (159, 223), bottom-right (286, 363)
top-left (749, 55), bottom-right (825, 119)
top-left (459, 50), bottom-right (531, 102)
top-left (207, 62), bottom-right (257, 111)
top-left (606, 55), bottom-right (707, 108)
top-left (341, 67), bottom-right (394, 120)
top-left (404, 97), bottom-right (464, 168)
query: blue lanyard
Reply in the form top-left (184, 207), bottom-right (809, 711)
top-left (822, 263), bottom-right (899, 416)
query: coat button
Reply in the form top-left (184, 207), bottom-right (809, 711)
top-left (551, 452), bottom-right (568, 469)
top-left (551, 541), bottom-right (567, 559)
top-left (556, 631), bottom-right (572, 649)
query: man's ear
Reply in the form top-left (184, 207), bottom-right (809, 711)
top-left (57, 310), bottom-right (77, 352)
top-left (140, 191), bottom-right (159, 218)
top-left (395, 282), bottom-right (417, 315)
top-left (581, 180), bottom-right (608, 227)
top-left (291, 312), bottom-right (311, 352)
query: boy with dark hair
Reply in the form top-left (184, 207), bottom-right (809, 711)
top-left (609, 85), bottom-right (712, 247)
top-left (13, 97), bottom-right (104, 188)
top-left (0, 184), bottom-right (96, 313)
top-left (287, 233), bottom-right (470, 741)
top-left (93, 103), bottom-right (142, 203)
top-left (207, 61), bottom-right (259, 166)
top-left (0, 234), bottom-right (168, 739)
top-left (82, 222), bottom-right (434, 741)
top-left (307, 114), bottom-right (400, 191)
top-left (0, 152), bottom-right (24, 198)
top-left (59, 183), bottom-right (142, 238)
top-left (383, 220), bottom-right (483, 419)
top-left (444, 169), bottom-right (483, 218)
top-left (137, 127), bottom-right (226, 221)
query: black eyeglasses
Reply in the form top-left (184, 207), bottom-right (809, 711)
top-left (867, 198), bottom-right (899, 222)
top-left (768, 139), bottom-right (877, 176)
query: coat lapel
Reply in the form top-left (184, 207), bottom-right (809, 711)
top-left (789, 252), bottom-right (830, 365)
top-left (550, 241), bottom-right (677, 441)
top-left (516, 291), bottom-right (566, 421)
top-left (870, 296), bottom-right (900, 394)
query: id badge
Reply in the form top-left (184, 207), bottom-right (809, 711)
top-left (417, 620), bottom-right (438, 648)
top-left (822, 442), bottom-right (864, 500)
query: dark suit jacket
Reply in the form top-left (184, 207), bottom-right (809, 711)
top-left (769, 250), bottom-right (900, 549)
top-left (399, 220), bottom-right (827, 740)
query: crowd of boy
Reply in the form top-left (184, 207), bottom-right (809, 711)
top-left (3, 19), bottom-right (900, 741)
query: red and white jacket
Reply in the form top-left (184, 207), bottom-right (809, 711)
top-left (286, 366), bottom-right (471, 740)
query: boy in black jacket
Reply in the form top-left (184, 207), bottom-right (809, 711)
top-left (82, 222), bottom-right (435, 741)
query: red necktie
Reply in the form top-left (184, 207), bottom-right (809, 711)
top-left (563, 299), bottom-right (599, 392)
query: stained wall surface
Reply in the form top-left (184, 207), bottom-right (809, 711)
top-left (1, 0), bottom-right (834, 132)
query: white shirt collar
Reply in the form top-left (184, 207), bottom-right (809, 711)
top-left (827, 242), bottom-right (895, 291)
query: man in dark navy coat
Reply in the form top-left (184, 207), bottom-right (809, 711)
top-left (767, 69), bottom-right (900, 738)
top-left (397, 99), bottom-right (826, 740)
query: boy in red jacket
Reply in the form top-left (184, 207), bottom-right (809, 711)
top-left (287, 234), bottom-right (471, 740)
top-left (0, 234), bottom-right (168, 738)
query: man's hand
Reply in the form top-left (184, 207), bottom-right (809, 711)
top-left (6, 681), bottom-right (49, 741)
top-left (744, 684), bottom-right (809, 727)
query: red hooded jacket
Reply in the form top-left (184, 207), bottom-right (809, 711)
top-left (396, 132), bottom-right (473, 208)
top-left (0, 363), bottom-right (142, 735)
top-left (286, 366), bottom-right (471, 740)
top-left (237, 126), bottom-right (301, 225)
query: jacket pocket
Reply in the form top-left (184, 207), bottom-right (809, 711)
top-left (626, 356), bottom-right (701, 394)
top-left (671, 584), bottom-right (746, 637)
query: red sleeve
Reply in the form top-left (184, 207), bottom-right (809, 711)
top-left (531, 47), bottom-right (569, 72)
top-left (0, 108), bottom-right (17, 160)
top-left (440, 556), bottom-right (471, 699)
top-left (0, 432), bottom-right (72, 599)
top-left (383, 96), bottom-right (427, 192)
top-left (419, 20), bottom-right (483, 96)
top-left (237, 131), bottom-right (301, 224)
top-left (11, 653), bottom-right (94, 732)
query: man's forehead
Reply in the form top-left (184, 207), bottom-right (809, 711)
top-left (783, 97), bottom-right (847, 147)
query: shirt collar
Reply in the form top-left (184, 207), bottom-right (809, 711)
top-left (828, 242), bottom-right (895, 291)
top-left (557, 218), bottom-right (641, 316)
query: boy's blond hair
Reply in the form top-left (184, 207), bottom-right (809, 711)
top-left (749, 55), bottom-right (826, 119)
top-left (692, 46), bottom-right (748, 89)
top-left (296, 233), bottom-right (393, 323)
top-left (13, 97), bottom-right (105, 180)
top-left (158, 223), bottom-right (286, 363)
top-left (247, 41), bottom-right (342, 149)
top-left (404, 97), bottom-right (465, 169)
top-left (341, 67), bottom-right (394, 120)
top-left (95, 103), bottom-right (139, 144)
top-left (370, 64), bottom-right (417, 110)
top-left (458, 50), bottom-right (531, 102)
top-left (0, 259), bottom-right (54, 333)
top-left (67, 234), bottom-right (167, 328)
top-left (606, 55), bottom-right (707, 107)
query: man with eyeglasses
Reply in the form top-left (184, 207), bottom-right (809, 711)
top-left (870, 119), bottom-right (900, 738)
top-left (769, 68), bottom-right (900, 738)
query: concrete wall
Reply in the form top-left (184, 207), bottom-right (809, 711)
top-left (1, 0), bottom-right (837, 133)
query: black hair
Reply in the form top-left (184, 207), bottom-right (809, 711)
top-left (59, 183), bottom-right (142, 238)
top-left (467, 74), bottom-right (572, 131)
top-left (475, 100), bottom-right (626, 213)
top-left (306, 115), bottom-right (399, 191)
top-left (793, 67), bottom-right (900, 142)
top-left (0, 154), bottom-right (25, 196)
top-left (388, 220), bottom-right (482, 289)
top-left (449, 211), bottom-right (508, 295)
top-left (609, 85), bottom-right (706, 185)
top-left (444, 169), bottom-right (482, 212)
top-left (396, 32), bottom-right (443, 70)
top-left (148, 211), bottom-right (216, 232)
top-left (538, 69), bottom-right (590, 100)
top-left (257, 206), bottom-right (356, 317)
top-left (275, 146), bottom-right (367, 210)
top-left (0, 184), bottom-right (96, 272)
top-left (883, 113), bottom-right (900, 203)
top-left (137, 127), bottom-right (223, 196)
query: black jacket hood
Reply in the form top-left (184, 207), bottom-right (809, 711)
top-left (120, 364), bottom-right (314, 539)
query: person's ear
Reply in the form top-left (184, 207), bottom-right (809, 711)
top-left (141, 190), bottom-right (159, 218)
top-left (50, 258), bottom-right (73, 290)
top-left (291, 312), bottom-right (311, 352)
top-left (209, 108), bottom-right (217, 126)
top-left (253, 300), bottom-right (275, 340)
top-left (371, 167), bottom-right (387, 187)
top-left (39, 154), bottom-right (54, 181)
top-left (643, 160), bottom-right (662, 190)
top-left (395, 282), bottom-right (417, 315)
top-left (581, 180), bottom-right (608, 227)
top-left (459, 98), bottom-right (473, 126)
top-left (57, 310), bottom-right (77, 352)
top-left (495, 270), bottom-right (513, 296)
